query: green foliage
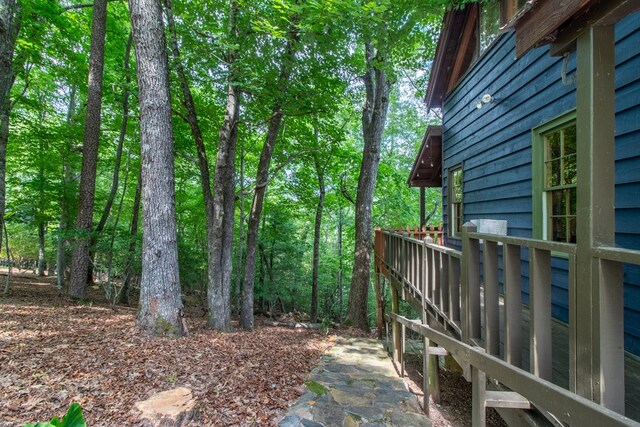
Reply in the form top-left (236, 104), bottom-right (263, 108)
top-left (4, 0), bottom-right (449, 323)
top-left (305, 380), bottom-right (327, 396)
top-left (23, 402), bottom-right (86, 427)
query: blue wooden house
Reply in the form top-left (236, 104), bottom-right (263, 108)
top-left (423, 1), bottom-right (640, 353)
top-left (392, 0), bottom-right (640, 423)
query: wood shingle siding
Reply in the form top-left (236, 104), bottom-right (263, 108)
top-left (442, 12), bottom-right (640, 355)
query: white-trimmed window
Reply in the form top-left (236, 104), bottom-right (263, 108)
top-left (449, 166), bottom-right (464, 238)
top-left (533, 111), bottom-right (577, 243)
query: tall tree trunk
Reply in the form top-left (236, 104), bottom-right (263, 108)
top-left (345, 41), bottom-right (391, 331)
top-left (310, 135), bottom-right (325, 322)
top-left (241, 20), bottom-right (298, 331)
top-left (120, 169), bottom-right (141, 305)
top-left (162, 0), bottom-right (224, 328)
top-left (209, 0), bottom-right (240, 331)
top-left (106, 149), bottom-right (131, 304)
top-left (37, 222), bottom-right (45, 276)
top-left (241, 110), bottom-right (283, 330)
top-left (68, 0), bottom-right (108, 298)
top-left (87, 31), bottom-right (133, 281)
top-left (3, 223), bottom-right (11, 296)
top-left (0, 0), bottom-right (22, 255)
top-left (129, 0), bottom-right (186, 337)
top-left (57, 85), bottom-right (77, 292)
top-left (234, 138), bottom-right (245, 313)
top-left (37, 124), bottom-right (46, 277)
top-left (337, 205), bottom-right (343, 323)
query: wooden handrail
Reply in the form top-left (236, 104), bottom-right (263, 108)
top-left (373, 222), bottom-right (640, 425)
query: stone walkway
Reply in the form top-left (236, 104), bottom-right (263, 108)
top-left (279, 337), bottom-right (431, 427)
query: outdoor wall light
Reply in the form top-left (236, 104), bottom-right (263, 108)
top-left (476, 93), bottom-right (494, 109)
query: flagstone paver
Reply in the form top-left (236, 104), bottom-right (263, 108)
top-left (279, 337), bottom-right (431, 427)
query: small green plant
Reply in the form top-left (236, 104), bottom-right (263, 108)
top-left (23, 402), bottom-right (86, 427)
top-left (320, 317), bottom-right (333, 334)
top-left (305, 380), bottom-right (327, 396)
top-left (167, 375), bottom-right (177, 384)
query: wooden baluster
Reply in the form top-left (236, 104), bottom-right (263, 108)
top-left (462, 222), bottom-right (480, 343)
top-left (449, 256), bottom-right (461, 325)
top-left (529, 248), bottom-right (552, 380)
top-left (504, 243), bottom-right (522, 368)
top-left (484, 240), bottom-right (500, 357)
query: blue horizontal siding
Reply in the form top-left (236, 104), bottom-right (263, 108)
top-left (441, 12), bottom-right (640, 355)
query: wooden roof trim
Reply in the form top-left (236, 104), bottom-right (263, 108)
top-left (513, 0), bottom-right (592, 57)
top-left (447, 5), bottom-right (478, 93)
top-left (408, 126), bottom-right (443, 188)
top-left (550, 0), bottom-right (640, 56)
top-left (424, 6), bottom-right (476, 109)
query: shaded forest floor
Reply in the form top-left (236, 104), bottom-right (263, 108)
top-left (0, 272), bottom-right (506, 427)
top-left (0, 273), bottom-right (331, 426)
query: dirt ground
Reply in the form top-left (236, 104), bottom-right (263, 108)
top-left (0, 272), bottom-right (507, 426)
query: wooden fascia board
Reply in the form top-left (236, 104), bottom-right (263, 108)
top-left (424, 15), bottom-right (451, 109)
top-left (448, 5), bottom-right (478, 93)
top-left (424, 8), bottom-right (473, 109)
top-left (514, 0), bottom-right (593, 57)
top-left (550, 0), bottom-right (640, 56)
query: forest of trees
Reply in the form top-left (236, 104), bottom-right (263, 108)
top-left (0, 0), bottom-right (446, 337)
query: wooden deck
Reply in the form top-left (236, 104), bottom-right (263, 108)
top-left (403, 305), bottom-right (640, 422)
top-left (375, 227), bottom-right (640, 426)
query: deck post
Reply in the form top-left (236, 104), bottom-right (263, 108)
top-left (472, 354), bottom-right (487, 427)
top-left (392, 286), bottom-right (401, 367)
top-left (575, 23), bottom-right (624, 412)
top-left (461, 222), bottom-right (479, 343)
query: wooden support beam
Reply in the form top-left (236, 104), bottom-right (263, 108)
top-left (420, 187), bottom-right (426, 228)
top-left (472, 356), bottom-right (487, 427)
top-left (575, 23), bottom-right (622, 411)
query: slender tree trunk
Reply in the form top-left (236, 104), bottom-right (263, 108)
top-left (120, 169), bottom-right (141, 305)
top-left (129, 0), bottom-right (186, 337)
top-left (345, 41), bottom-right (391, 331)
top-left (207, 0), bottom-right (240, 331)
top-left (163, 0), bottom-right (228, 329)
top-left (37, 222), bottom-right (45, 276)
top-left (69, 0), bottom-right (108, 298)
top-left (86, 32), bottom-right (133, 282)
top-left (241, 23), bottom-right (298, 330)
top-left (57, 85), bottom-right (77, 292)
top-left (337, 206), bottom-right (343, 323)
top-left (0, 0), bottom-right (22, 256)
top-left (3, 223), bottom-right (11, 295)
top-left (241, 110), bottom-right (283, 330)
top-left (310, 146), bottom-right (325, 322)
top-left (234, 139), bottom-right (245, 313)
top-left (106, 149), bottom-right (131, 304)
top-left (37, 126), bottom-right (46, 277)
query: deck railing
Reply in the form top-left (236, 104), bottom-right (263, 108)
top-left (374, 223), bottom-right (640, 426)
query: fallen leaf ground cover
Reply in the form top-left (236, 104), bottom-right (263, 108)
top-left (0, 273), bottom-right (331, 426)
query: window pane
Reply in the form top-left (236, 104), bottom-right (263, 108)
top-left (568, 217), bottom-right (576, 243)
top-left (564, 153), bottom-right (577, 185)
top-left (551, 217), bottom-right (567, 242)
top-left (546, 131), bottom-right (561, 160)
top-left (564, 125), bottom-right (576, 155)
top-left (551, 190), bottom-right (565, 215)
top-left (569, 187), bottom-right (577, 215)
top-left (546, 159), bottom-right (561, 187)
